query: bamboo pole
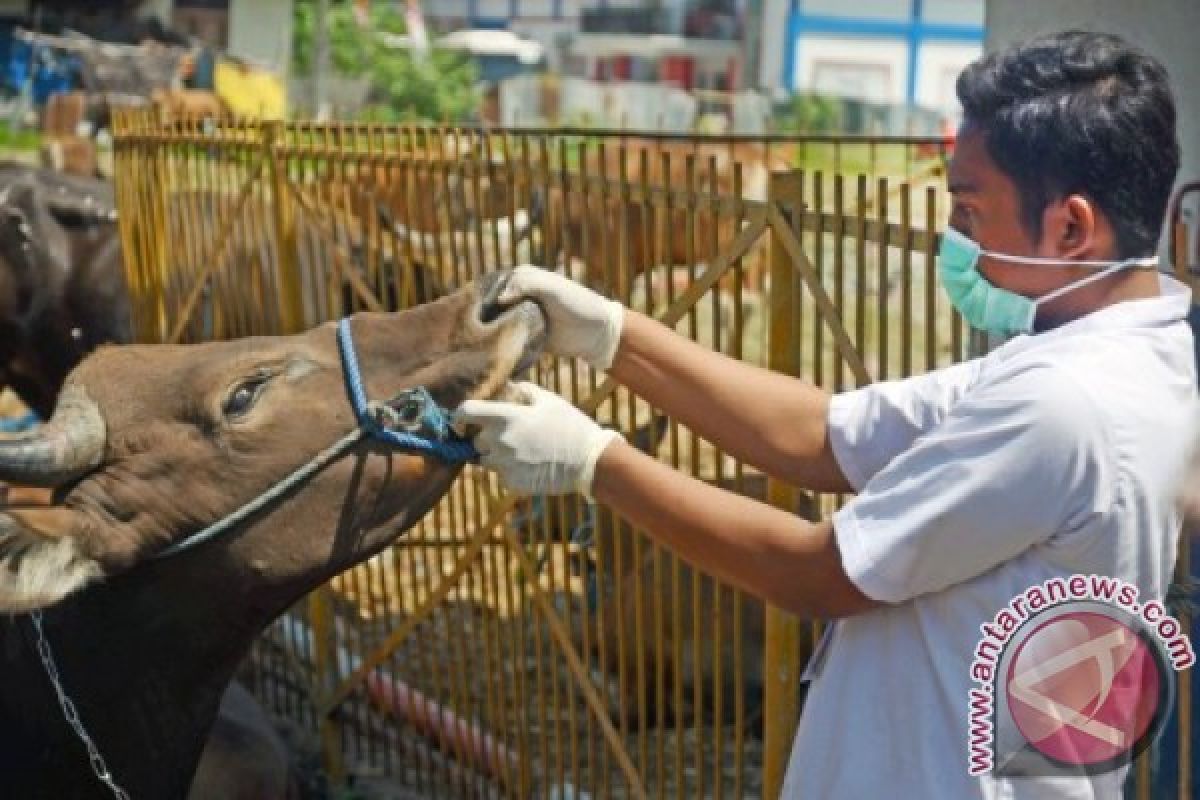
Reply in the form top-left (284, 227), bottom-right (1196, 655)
top-left (762, 171), bottom-right (805, 799)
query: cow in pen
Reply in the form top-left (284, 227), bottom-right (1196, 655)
top-left (0, 273), bottom-right (544, 798)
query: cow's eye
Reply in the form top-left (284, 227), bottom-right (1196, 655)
top-left (223, 375), bottom-right (269, 418)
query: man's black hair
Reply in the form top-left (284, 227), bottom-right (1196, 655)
top-left (956, 30), bottom-right (1179, 258)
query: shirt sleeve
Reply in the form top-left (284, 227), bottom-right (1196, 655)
top-left (828, 359), bottom-right (983, 491)
top-left (833, 365), bottom-right (1113, 605)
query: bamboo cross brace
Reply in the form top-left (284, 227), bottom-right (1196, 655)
top-left (766, 203), bottom-right (873, 386)
top-left (322, 210), bottom-right (770, 703)
top-left (318, 209), bottom-right (772, 797)
top-left (497, 517), bottom-right (650, 799)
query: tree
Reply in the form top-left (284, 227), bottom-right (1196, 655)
top-left (777, 92), bottom-right (843, 134)
top-left (292, 0), bottom-right (479, 123)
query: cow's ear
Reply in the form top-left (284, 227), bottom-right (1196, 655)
top-left (0, 508), bottom-right (102, 612)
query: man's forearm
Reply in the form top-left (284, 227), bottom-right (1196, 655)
top-left (608, 310), bottom-right (852, 492)
top-left (591, 440), bottom-right (876, 619)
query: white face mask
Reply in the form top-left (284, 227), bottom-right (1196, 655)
top-left (938, 228), bottom-right (1159, 335)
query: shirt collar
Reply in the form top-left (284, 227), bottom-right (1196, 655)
top-left (995, 273), bottom-right (1192, 355)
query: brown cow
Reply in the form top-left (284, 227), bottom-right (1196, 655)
top-left (519, 416), bottom-right (815, 731)
top-left (300, 150), bottom-right (529, 298)
top-left (0, 272), bottom-right (544, 797)
top-left (541, 139), bottom-right (785, 297)
top-left (587, 471), bottom-right (816, 731)
top-left (150, 88), bottom-right (226, 118)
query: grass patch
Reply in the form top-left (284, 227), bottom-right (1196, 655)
top-left (0, 122), bottom-right (41, 153)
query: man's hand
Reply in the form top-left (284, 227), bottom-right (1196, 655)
top-left (498, 266), bottom-right (624, 369)
top-left (455, 382), bottom-right (622, 496)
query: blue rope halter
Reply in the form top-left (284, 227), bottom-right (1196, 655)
top-left (154, 318), bottom-right (476, 558)
top-left (336, 318), bottom-right (477, 462)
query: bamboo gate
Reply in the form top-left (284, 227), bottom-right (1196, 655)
top-left (111, 113), bottom-right (1193, 799)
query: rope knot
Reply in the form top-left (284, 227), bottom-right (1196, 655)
top-left (338, 319), bottom-right (477, 462)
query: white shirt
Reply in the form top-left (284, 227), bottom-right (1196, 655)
top-left (782, 275), bottom-right (1197, 799)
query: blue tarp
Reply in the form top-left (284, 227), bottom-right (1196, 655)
top-left (4, 36), bottom-right (77, 103)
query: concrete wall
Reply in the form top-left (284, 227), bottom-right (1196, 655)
top-left (143, 0), bottom-right (292, 74)
top-left (985, 0), bottom-right (1200, 253)
top-left (227, 0), bottom-right (292, 73)
top-left (758, 0), bottom-right (789, 93)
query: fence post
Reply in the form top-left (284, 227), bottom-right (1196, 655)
top-left (1169, 217), bottom-right (1194, 800)
top-left (263, 120), bottom-right (342, 781)
top-left (263, 119), bottom-right (305, 335)
top-left (763, 170), bottom-right (806, 798)
top-left (145, 114), bottom-right (172, 342)
top-left (310, 588), bottom-right (345, 785)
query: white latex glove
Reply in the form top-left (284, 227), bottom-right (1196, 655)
top-left (497, 265), bottom-right (625, 370)
top-left (455, 382), bottom-right (622, 496)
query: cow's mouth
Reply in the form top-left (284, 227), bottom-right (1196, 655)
top-left (477, 271), bottom-right (546, 380)
top-left (509, 300), bottom-right (546, 377)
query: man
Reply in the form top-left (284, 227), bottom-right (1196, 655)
top-left (456, 32), bottom-right (1196, 797)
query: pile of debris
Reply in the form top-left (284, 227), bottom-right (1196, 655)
top-left (11, 27), bottom-right (283, 177)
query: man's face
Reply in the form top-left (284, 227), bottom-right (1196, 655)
top-left (946, 124), bottom-right (1073, 299)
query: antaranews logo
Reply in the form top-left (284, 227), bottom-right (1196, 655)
top-left (967, 574), bottom-right (1194, 777)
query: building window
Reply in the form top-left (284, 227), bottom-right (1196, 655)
top-left (812, 60), bottom-right (891, 104)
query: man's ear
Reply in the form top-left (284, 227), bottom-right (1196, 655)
top-left (1042, 193), bottom-right (1102, 259)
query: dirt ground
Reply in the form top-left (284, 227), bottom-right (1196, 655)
top-left (250, 545), bottom-right (771, 799)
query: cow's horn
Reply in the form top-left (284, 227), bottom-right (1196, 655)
top-left (0, 385), bottom-right (106, 487)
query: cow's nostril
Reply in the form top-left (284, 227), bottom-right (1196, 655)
top-left (479, 297), bottom-right (507, 325)
top-left (478, 271), bottom-right (513, 324)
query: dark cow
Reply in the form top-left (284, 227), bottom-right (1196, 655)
top-left (189, 682), bottom-right (300, 799)
top-left (0, 167), bottom-right (308, 797)
top-left (0, 164), bottom-right (129, 418)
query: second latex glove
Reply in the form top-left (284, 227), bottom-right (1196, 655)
top-left (496, 265), bottom-right (624, 369)
top-left (455, 382), bottom-right (622, 496)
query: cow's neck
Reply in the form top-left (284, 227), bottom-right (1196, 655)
top-left (0, 554), bottom-right (292, 799)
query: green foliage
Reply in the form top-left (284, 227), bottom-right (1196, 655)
top-left (0, 121), bottom-right (40, 152)
top-left (777, 92), bottom-right (843, 134)
top-left (361, 48), bottom-right (480, 123)
top-left (292, 0), bottom-right (479, 123)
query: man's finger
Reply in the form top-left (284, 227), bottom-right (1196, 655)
top-left (496, 265), bottom-right (552, 305)
top-left (453, 399), bottom-right (527, 426)
top-left (511, 380), bottom-right (555, 404)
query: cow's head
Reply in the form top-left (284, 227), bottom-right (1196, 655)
top-left (0, 272), bottom-right (543, 612)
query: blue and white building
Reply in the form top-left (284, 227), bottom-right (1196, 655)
top-left (762, 0), bottom-right (984, 119)
top-left (425, 1), bottom-right (745, 90)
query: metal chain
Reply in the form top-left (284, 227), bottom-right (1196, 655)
top-left (29, 611), bottom-right (133, 800)
top-left (18, 317), bottom-right (469, 798)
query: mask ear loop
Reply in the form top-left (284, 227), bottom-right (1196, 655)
top-left (982, 248), bottom-right (1159, 268)
top-left (1032, 256), bottom-right (1159, 309)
